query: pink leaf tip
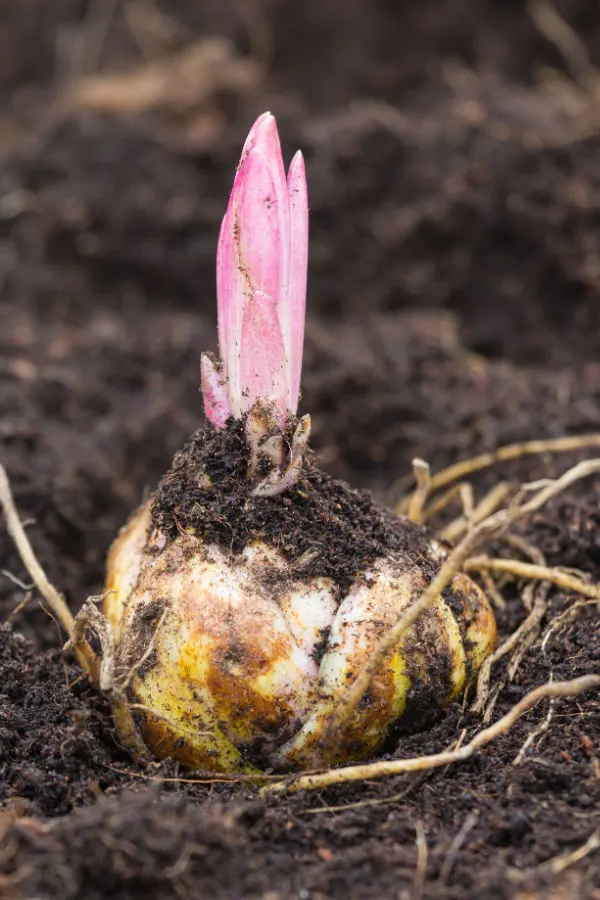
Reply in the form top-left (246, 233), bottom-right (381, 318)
top-left (202, 112), bottom-right (309, 428)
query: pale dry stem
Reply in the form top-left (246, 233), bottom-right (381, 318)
top-left (266, 674), bottom-right (600, 795)
top-left (419, 483), bottom-right (463, 523)
top-left (0, 463), bottom-right (97, 679)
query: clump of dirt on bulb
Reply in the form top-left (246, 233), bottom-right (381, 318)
top-left (151, 418), bottom-right (438, 597)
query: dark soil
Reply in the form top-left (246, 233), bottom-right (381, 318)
top-left (1, 1), bottom-right (600, 898)
top-left (152, 418), bottom-right (436, 596)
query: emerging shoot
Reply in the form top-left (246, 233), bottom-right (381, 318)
top-left (200, 111), bottom-right (309, 497)
top-left (104, 113), bottom-right (496, 772)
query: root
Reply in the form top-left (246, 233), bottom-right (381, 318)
top-left (512, 690), bottom-right (556, 765)
top-left (440, 482), bottom-right (510, 543)
top-left (266, 674), bottom-right (600, 795)
top-left (412, 820), bottom-right (428, 900)
top-left (419, 482), bottom-right (463, 523)
top-left (0, 464), bottom-right (74, 636)
top-left (510, 828), bottom-right (600, 882)
top-left (528, 0), bottom-right (599, 92)
top-left (503, 532), bottom-right (546, 566)
top-left (471, 594), bottom-right (547, 720)
top-left (541, 599), bottom-right (600, 652)
top-left (479, 571), bottom-right (507, 610)
top-left (407, 458), bottom-right (431, 523)
top-left (302, 730), bottom-right (468, 815)
top-left (396, 433), bottom-right (600, 515)
top-left (0, 463), bottom-right (98, 679)
top-left (0, 463), bottom-right (155, 761)
top-left (102, 764), bottom-right (278, 784)
top-left (463, 557), bottom-right (600, 601)
top-left (5, 412), bottom-right (600, 786)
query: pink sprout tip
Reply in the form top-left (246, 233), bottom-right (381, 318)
top-left (202, 112), bottom-right (308, 430)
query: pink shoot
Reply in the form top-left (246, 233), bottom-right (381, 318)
top-left (201, 112), bottom-right (309, 429)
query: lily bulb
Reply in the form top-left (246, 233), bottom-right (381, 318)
top-left (104, 113), bottom-right (496, 772)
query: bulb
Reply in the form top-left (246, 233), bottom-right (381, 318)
top-left (104, 424), bottom-right (496, 772)
top-left (104, 113), bottom-right (496, 772)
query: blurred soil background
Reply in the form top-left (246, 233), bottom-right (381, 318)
top-left (1, 1), bottom-right (600, 898)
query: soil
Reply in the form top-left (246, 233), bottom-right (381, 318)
top-left (151, 417), bottom-right (437, 595)
top-left (1, 1), bottom-right (600, 898)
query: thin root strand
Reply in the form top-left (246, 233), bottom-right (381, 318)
top-left (266, 674), bottom-right (600, 795)
top-left (464, 556), bottom-right (600, 600)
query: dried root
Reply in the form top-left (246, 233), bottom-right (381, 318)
top-left (396, 433), bottom-right (600, 515)
top-left (407, 458), bottom-right (431, 523)
top-left (512, 689), bottom-right (556, 765)
top-left (541, 599), bottom-right (600, 651)
top-left (440, 482), bottom-right (511, 543)
top-left (0, 464), bottom-right (98, 679)
top-left (464, 556), bottom-right (600, 601)
top-left (64, 597), bottom-right (151, 761)
top-left (266, 675), bottom-right (600, 794)
top-left (509, 828), bottom-right (600, 883)
top-left (471, 592), bottom-right (547, 721)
